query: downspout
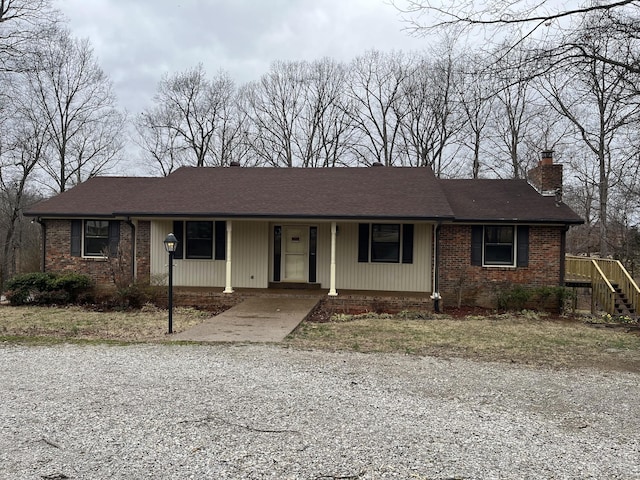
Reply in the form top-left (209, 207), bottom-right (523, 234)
top-left (36, 218), bottom-right (46, 273)
top-left (430, 222), bottom-right (442, 313)
top-left (560, 225), bottom-right (569, 285)
top-left (125, 218), bottom-right (136, 283)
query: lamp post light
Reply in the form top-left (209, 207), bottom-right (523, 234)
top-left (163, 233), bottom-right (178, 334)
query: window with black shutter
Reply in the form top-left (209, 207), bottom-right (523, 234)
top-left (83, 220), bottom-right (110, 256)
top-left (357, 223), bottom-right (414, 264)
top-left (471, 225), bottom-right (529, 267)
top-left (171, 220), bottom-right (226, 260)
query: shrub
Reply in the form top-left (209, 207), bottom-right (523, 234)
top-left (4, 272), bottom-right (93, 306)
top-left (51, 273), bottom-right (93, 302)
top-left (496, 285), bottom-right (531, 311)
top-left (112, 284), bottom-right (149, 309)
top-left (495, 285), bottom-right (574, 313)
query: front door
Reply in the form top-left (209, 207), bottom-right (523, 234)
top-left (283, 226), bottom-right (307, 282)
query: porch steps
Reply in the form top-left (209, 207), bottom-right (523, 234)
top-left (613, 284), bottom-right (636, 317)
top-left (565, 255), bottom-right (639, 319)
top-left (268, 282), bottom-right (322, 290)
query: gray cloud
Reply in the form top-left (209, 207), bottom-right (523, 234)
top-left (54, 0), bottom-right (426, 114)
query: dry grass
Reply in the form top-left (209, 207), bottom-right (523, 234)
top-left (2, 305), bottom-right (639, 372)
top-left (285, 313), bottom-right (640, 372)
top-left (0, 305), bottom-right (210, 343)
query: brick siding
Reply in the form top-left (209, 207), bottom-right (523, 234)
top-left (45, 219), bottom-right (135, 286)
top-left (439, 224), bottom-right (565, 308)
top-left (136, 221), bottom-right (151, 283)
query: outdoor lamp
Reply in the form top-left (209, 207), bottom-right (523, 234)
top-left (164, 233), bottom-right (178, 334)
top-left (164, 233), bottom-right (178, 253)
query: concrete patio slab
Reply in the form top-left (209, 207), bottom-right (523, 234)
top-left (171, 296), bottom-right (320, 342)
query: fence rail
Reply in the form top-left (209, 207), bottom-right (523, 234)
top-left (565, 255), bottom-right (639, 317)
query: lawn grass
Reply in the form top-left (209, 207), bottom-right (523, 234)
top-left (0, 305), bottom-right (210, 342)
top-left (1, 305), bottom-right (639, 372)
top-left (284, 312), bottom-right (640, 372)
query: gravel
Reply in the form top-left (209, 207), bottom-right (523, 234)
top-left (1, 343), bottom-right (639, 479)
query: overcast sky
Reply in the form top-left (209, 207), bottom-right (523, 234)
top-left (54, 0), bottom-right (428, 116)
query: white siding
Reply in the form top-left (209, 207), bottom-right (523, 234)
top-left (151, 220), bottom-right (432, 292)
top-left (150, 220), bottom-right (269, 288)
top-left (323, 222), bottom-right (432, 292)
top-left (230, 221), bottom-right (269, 288)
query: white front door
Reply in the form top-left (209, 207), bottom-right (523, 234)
top-left (283, 226), bottom-right (307, 282)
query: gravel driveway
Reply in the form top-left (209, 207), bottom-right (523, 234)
top-left (1, 343), bottom-right (639, 479)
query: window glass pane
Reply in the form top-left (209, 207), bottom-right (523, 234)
top-left (84, 220), bottom-right (109, 256)
top-left (186, 221), bottom-right (213, 259)
top-left (484, 226), bottom-right (514, 265)
top-left (371, 224), bottom-right (400, 263)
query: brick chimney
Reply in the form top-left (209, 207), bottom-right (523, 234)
top-left (528, 150), bottom-right (563, 198)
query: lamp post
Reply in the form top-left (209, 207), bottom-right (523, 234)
top-left (163, 233), bottom-right (178, 334)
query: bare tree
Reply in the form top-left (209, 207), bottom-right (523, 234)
top-left (241, 58), bottom-right (356, 168)
top-left (397, 44), bottom-right (466, 176)
top-left (139, 65), bottom-right (237, 168)
top-left (295, 58), bottom-right (355, 167)
top-left (25, 29), bottom-right (125, 193)
top-left (347, 50), bottom-right (414, 166)
top-left (134, 110), bottom-right (189, 176)
top-left (396, 0), bottom-right (640, 75)
top-left (0, 0), bottom-right (60, 72)
top-left (538, 13), bottom-right (640, 255)
top-left (0, 75), bottom-right (48, 286)
top-left (241, 61), bottom-right (306, 167)
top-left (453, 53), bottom-right (496, 178)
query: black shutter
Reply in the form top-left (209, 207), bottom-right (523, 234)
top-left (215, 221), bottom-right (226, 260)
top-left (172, 221), bottom-right (183, 259)
top-left (358, 224), bottom-right (370, 263)
top-left (273, 226), bottom-right (281, 282)
top-left (471, 226), bottom-right (483, 266)
top-left (309, 226), bottom-right (317, 282)
top-left (70, 220), bottom-right (82, 257)
top-left (517, 225), bottom-right (529, 267)
top-left (108, 221), bottom-right (120, 256)
top-left (401, 224), bottom-right (414, 264)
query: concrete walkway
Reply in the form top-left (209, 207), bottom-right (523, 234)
top-left (171, 296), bottom-right (320, 342)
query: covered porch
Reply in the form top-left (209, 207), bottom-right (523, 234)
top-left (148, 218), bottom-right (436, 297)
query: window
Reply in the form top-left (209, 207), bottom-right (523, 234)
top-left (84, 220), bottom-right (110, 256)
top-left (70, 219), bottom-right (120, 257)
top-left (172, 220), bottom-right (226, 260)
top-left (358, 223), bottom-right (414, 264)
top-left (471, 225), bottom-right (529, 267)
top-left (372, 224), bottom-right (400, 262)
top-left (484, 226), bottom-right (514, 265)
top-left (186, 221), bottom-right (213, 259)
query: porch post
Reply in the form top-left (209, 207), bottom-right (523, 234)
top-left (328, 221), bottom-right (338, 296)
top-left (223, 220), bottom-right (234, 294)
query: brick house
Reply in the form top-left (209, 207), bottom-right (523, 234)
top-left (24, 155), bottom-right (582, 309)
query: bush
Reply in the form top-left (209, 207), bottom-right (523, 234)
top-left (112, 284), bottom-right (149, 309)
top-left (495, 285), bottom-right (574, 313)
top-left (4, 272), bottom-right (93, 306)
top-left (496, 285), bottom-right (531, 311)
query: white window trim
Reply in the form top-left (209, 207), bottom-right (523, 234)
top-left (82, 219), bottom-right (109, 258)
top-left (482, 225), bottom-right (517, 268)
top-left (370, 223), bottom-right (402, 264)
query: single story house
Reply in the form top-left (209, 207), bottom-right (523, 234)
top-left (24, 154), bottom-right (583, 309)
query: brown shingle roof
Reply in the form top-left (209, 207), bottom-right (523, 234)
top-left (26, 167), bottom-right (584, 224)
top-left (26, 166), bottom-right (455, 220)
top-left (439, 179), bottom-right (583, 224)
top-left (26, 177), bottom-right (163, 217)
